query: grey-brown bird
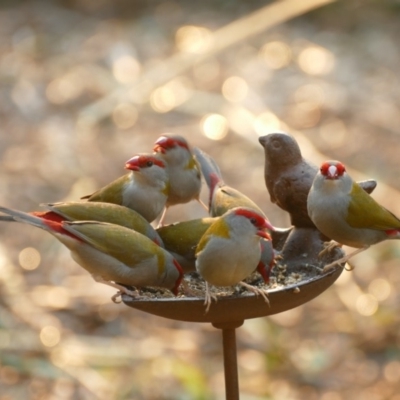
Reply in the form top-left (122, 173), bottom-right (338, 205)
top-left (259, 132), bottom-right (377, 228)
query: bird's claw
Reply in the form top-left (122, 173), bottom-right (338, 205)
top-left (111, 292), bottom-right (123, 303)
top-left (322, 246), bottom-right (368, 273)
top-left (322, 261), bottom-right (342, 273)
top-left (239, 282), bottom-right (270, 307)
top-left (322, 256), bottom-right (349, 273)
top-left (111, 287), bottom-right (140, 303)
top-left (318, 240), bottom-right (342, 258)
top-left (345, 262), bottom-right (356, 271)
top-left (204, 291), bottom-right (218, 314)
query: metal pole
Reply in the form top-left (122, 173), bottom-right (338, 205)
top-left (212, 320), bottom-right (244, 400)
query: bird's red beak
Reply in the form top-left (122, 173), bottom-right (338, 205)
top-left (125, 156), bottom-right (140, 171)
top-left (257, 230), bottom-right (272, 241)
top-left (256, 218), bottom-right (274, 240)
top-left (263, 218), bottom-right (275, 232)
top-left (153, 136), bottom-right (171, 154)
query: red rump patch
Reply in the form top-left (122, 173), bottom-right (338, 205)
top-left (32, 212), bottom-right (83, 241)
top-left (209, 173), bottom-right (221, 206)
top-left (32, 211), bottom-right (66, 223)
top-left (385, 229), bottom-right (400, 236)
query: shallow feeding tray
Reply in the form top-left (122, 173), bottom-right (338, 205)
top-left (122, 226), bottom-right (345, 400)
top-left (122, 264), bottom-right (342, 323)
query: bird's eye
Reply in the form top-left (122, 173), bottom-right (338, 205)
top-left (146, 160), bottom-right (154, 167)
top-left (250, 217), bottom-right (257, 225)
top-left (272, 139), bottom-right (281, 149)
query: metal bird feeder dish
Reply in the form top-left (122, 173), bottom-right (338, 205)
top-left (123, 227), bottom-right (345, 400)
top-left (122, 256), bottom-right (343, 324)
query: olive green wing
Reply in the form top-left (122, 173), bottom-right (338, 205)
top-left (212, 186), bottom-right (265, 217)
top-left (347, 183), bottom-right (400, 230)
top-left (81, 174), bottom-right (129, 204)
top-left (45, 201), bottom-right (163, 245)
top-left (157, 217), bottom-right (216, 257)
top-left (63, 221), bottom-right (160, 266)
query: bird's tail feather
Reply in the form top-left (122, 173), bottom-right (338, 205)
top-left (193, 147), bottom-right (224, 187)
top-left (193, 147), bottom-right (226, 209)
top-left (0, 214), bottom-right (16, 222)
top-left (0, 206), bottom-right (51, 229)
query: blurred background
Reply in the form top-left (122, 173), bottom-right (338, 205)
top-left (1, 0), bottom-right (400, 398)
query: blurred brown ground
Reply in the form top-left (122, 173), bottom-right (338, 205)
top-left (1, 0), bottom-right (400, 399)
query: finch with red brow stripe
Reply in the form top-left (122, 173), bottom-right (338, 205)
top-left (307, 160), bottom-right (400, 272)
top-left (0, 206), bottom-right (183, 300)
top-left (195, 207), bottom-right (274, 313)
top-left (193, 147), bottom-right (277, 282)
top-left (153, 135), bottom-right (207, 225)
top-left (81, 153), bottom-right (169, 223)
top-left (0, 202), bottom-right (164, 246)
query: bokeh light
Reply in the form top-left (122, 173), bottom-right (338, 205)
top-left (46, 76), bottom-right (82, 104)
top-left (175, 25), bottom-right (213, 54)
top-left (112, 55), bottom-right (141, 84)
top-left (356, 294), bottom-right (378, 316)
top-left (293, 83), bottom-right (325, 105)
top-left (253, 111), bottom-right (282, 135)
top-left (297, 45), bottom-right (335, 75)
top-left (259, 40), bottom-right (292, 69)
top-left (384, 361), bottom-right (400, 383)
top-left (19, 247), bottom-right (41, 270)
top-left (201, 113), bottom-right (229, 140)
top-left (31, 286), bottom-right (71, 309)
top-left (53, 378), bottom-right (75, 398)
top-left (40, 326), bottom-right (61, 347)
top-left (112, 102), bottom-right (138, 129)
top-left (222, 76), bottom-right (249, 102)
top-left (150, 78), bottom-right (192, 113)
top-left (368, 278), bottom-right (391, 301)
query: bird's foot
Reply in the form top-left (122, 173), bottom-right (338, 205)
top-left (204, 283), bottom-right (218, 313)
top-left (112, 292), bottom-right (123, 303)
top-left (92, 275), bottom-right (139, 302)
top-left (322, 246), bottom-right (369, 273)
top-left (318, 240), bottom-right (342, 258)
top-left (111, 287), bottom-right (139, 303)
top-left (239, 281), bottom-right (270, 306)
top-left (198, 198), bottom-right (209, 213)
top-left (322, 259), bottom-right (345, 273)
top-left (156, 206), bottom-right (168, 228)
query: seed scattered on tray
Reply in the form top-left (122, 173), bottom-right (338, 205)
top-left (124, 261), bottom-right (324, 301)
